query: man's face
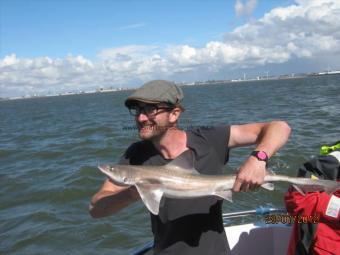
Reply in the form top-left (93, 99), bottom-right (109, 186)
top-left (129, 103), bottom-right (175, 140)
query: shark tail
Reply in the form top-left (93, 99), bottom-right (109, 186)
top-left (324, 180), bottom-right (340, 194)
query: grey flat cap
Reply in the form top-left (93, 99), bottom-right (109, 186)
top-left (125, 80), bottom-right (184, 107)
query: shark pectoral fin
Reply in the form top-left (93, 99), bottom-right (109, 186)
top-left (261, 182), bottom-right (275, 191)
top-left (214, 190), bottom-right (233, 202)
top-left (292, 184), bottom-right (306, 196)
top-left (135, 183), bottom-right (164, 215)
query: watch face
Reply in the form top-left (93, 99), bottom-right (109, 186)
top-left (257, 151), bottom-right (268, 160)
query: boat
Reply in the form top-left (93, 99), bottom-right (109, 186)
top-left (224, 222), bottom-right (291, 254)
top-left (133, 207), bottom-right (292, 255)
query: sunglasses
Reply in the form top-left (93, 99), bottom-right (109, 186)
top-left (128, 104), bottom-right (174, 117)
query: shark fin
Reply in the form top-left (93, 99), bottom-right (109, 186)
top-left (214, 189), bottom-right (233, 202)
top-left (323, 180), bottom-right (340, 194)
top-left (135, 182), bottom-right (164, 215)
top-left (165, 150), bottom-right (200, 174)
top-left (261, 182), bottom-right (275, 191)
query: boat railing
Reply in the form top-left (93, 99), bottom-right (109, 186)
top-left (223, 206), bottom-right (286, 221)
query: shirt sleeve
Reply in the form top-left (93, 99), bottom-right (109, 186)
top-left (118, 142), bottom-right (138, 165)
top-left (200, 125), bottom-right (230, 164)
top-left (118, 140), bottom-right (156, 165)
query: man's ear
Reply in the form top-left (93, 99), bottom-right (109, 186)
top-left (169, 108), bottom-right (181, 123)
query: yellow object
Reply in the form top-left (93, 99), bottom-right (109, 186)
top-left (311, 174), bottom-right (319, 180)
top-left (320, 142), bottom-right (340, 155)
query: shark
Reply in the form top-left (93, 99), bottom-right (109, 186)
top-left (98, 150), bottom-right (340, 215)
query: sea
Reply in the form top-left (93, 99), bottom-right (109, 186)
top-left (1, 75), bottom-right (339, 255)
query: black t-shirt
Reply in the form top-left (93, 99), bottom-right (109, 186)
top-left (120, 126), bottom-right (231, 254)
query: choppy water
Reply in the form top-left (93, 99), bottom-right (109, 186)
top-left (1, 75), bottom-right (340, 254)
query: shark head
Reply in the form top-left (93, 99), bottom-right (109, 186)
top-left (98, 164), bottom-right (133, 185)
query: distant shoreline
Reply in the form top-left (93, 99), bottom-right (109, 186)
top-left (179, 71), bottom-right (340, 87)
top-left (1, 71), bottom-right (339, 102)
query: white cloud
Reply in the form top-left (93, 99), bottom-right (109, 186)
top-left (167, 0), bottom-right (340, 70)
top-left (235, 0), bottom-right (257, 17)
top-left (0, 54), bottom-right (96, 95)
top-left (97, 45), bottom-right (159, 60)
top-left (1, 0), bottom-right (340, 97)
top-left (117, 22), bottom-right (146, 31)
top-left (227, 0), bottom-right (340, 61)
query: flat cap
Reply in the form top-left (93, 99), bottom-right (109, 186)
top-left (125, 80), bottom-right (184, 107)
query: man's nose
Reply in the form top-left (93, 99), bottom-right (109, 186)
top-left (136, 112), bottom-right (149, 122)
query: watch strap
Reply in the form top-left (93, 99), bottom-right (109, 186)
top-left (251, 150), bottom-right (269, 164)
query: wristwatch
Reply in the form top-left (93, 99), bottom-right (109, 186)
top-left (251, 150), bottom-right (269, 164)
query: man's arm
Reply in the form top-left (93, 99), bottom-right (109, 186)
top-left (89, 179), bottom-right (140, 218)
top-left (229, 121), bottom-right (291, 192)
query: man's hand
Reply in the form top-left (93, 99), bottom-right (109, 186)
top-left (229, 121), bottom-right (291, 192)
top-left (232, 156), bottom-right (266, 192)
top-left (89, 179), bottom-right (140, 218)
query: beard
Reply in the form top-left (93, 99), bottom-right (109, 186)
top-left (137, 120), bottom-right (170, 141)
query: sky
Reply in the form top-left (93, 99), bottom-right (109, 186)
top-left (1, 0), bottom-right (340, 98)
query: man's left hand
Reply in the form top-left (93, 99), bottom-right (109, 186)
top-left (232, 156), bottom-right (266, 192)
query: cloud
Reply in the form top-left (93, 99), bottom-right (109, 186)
top-left (117, 22), bottom-right (146, 31)
top-left (97, 45), bottom-right (159, 60)
top-left (168, 0), bottom-right (340, 70)
top-left (235, 0), bottom-right (257, 17)
top-left (0, 54), bottom-right (96, 96)
top-left (1, 0), bottom-right (340, 97)
top-left (227, 0), bottom-right (340, 60)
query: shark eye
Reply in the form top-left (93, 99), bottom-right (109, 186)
top-left (123, 177), bottom-right (128, 183)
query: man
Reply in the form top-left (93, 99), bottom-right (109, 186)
top-left (285, 142), bottom-right (340, 255)
top-left (89, 80), bottom-right (291, 254)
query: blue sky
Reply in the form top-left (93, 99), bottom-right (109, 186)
top-left (1, 0), bottom-right (340, 97)
top-left (2, 0), bottom-right (290, 58)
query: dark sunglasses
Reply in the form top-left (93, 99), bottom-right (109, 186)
top-left (128, 104), bottom-right (174, 117)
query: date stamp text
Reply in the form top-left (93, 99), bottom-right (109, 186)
top-left (264, 214), bottom-right (320, 224)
